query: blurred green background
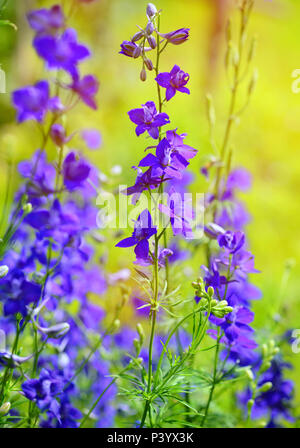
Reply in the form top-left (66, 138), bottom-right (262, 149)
top-left (0, 0), bottom-right (300, 417)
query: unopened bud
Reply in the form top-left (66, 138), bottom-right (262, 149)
top-left (260, 361), bottom-right (271, 373)
top-left (140, 67), bottom-right (147, 82)
top-left (147, 35), bottom-right (157, 49)
top-left (258, 382), bottom-right (272, 394)
top-left (132, 31), bottom-right (144, 43)
top-left (247, 398), bottom-right (254, 412)
top-left (112, 319), bottom-right (120, 332)
top-left (144, 58), bottom-right (153, 71)
top-left (146, 3), bottom-right (157, 18)
top-left (136, 323), bottom-right (145, 344)
top-left (0, 402), bottom-right (11, 416)
top-left (245, 368), bottom-right (254, 381)
top-left (146, 22), bottom-right (154, 35)
top-left (207, 286), bottom-right (214, 298)
top-left (0, 265), bottom-right (9, 278)
top-left (248, 37), bottom-right (257, 63)
top-left (23, 203), bottom-right (32, 214)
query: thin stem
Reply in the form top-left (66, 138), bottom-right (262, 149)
top-left (200, 327), bottom-right (222, 427)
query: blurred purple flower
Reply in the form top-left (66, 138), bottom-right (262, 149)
top-left (70, 74), bottom-right (99, 109)
top-left (33, 28), bottom-right (90, 77)
top-left (27, 5), bottom-right (65, 36)
top-left (12, 81), bottom-right (52, 123)
top-left (63, 152), bottom-right (91, 190)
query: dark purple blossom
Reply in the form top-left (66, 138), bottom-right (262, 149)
top-left (27, 5), bottom-right (65, 36)
top-left (139, 138), bottom-right (188, 179)
top-left (70, 74), bottom-right (99, 109)
top-left (119, 41), bottom-right (141, 58)
top-left (12, 81), bottom-right (52, 123)
top-left (218, 230), bottom-right (245, 253)
top-left (116, 210), bottom-right (157, 259)
top-left (62, 152), bottom-right (91, 190)
top-left (238, 357), bottom-right (295, 426)
top-left (160, 28), bottom-right (190, 45)
top-left (0, 269), bottom-right (42, 317)
top-left (158, 187), bottom-right (194, 238)
top-left (156, 65), bottom-right (190, 101)
top-left (33, 28), bottom-right (90, 77)
top-left (128, 101), bottom-right (170, 139)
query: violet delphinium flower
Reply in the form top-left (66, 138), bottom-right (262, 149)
top-left (27, 5), bottom-right (65, 36)
top-left (116, 210), bottom-right (157, 259)
top-left (139, 137), bottom-right (189, 179)
top-left (218, 230), bottom-right (245, 253)
top-left (0, 269), bottom-right (42, 317)
top-left (128, 101), bottom-right (170, 139)
top-left (12, 81), bottom-right (51, 123)
top-left (160, 28), bottom-right (190, 45)
top-left (124, 166), bottom-right (164, 199)
top-left (119, 40), bottom-right (141, 58)
top-left (155, 65), bottom-right (190, 101)
top-left (238, 357), bottom-right (295, 426)
top-left (70, 74), bottom-right (99, 109)
top-left (62, 152), bottom-right (91, 190)
top-left (165, 129), bottom-right (197, 160)
top-left (33, 28), bottom-right (90, 77)
top-left (159, 187), bottom-right (194, 238)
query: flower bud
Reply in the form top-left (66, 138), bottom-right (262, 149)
top-left (0, 402), bottom-right (11, 416)
top-left (247, 398), bottom-right (254, 412)
top-left (144, 58), bottom-right (153, 71)
top-left (224, 306), bottom-right (233, 314)
top-left (258, 382), bottom-right (272, 394)
top-left (23, 203), bottom-right (32, 214)
top-left (147, 35), bottom-right (157, 49)
top-left (133, 338), bottom-right (140, 355)
top-left (0, 265), bottom-right (9, 279)
top-left (146, 21), bottom-right (154, 35)
top-left (132, 31), bottom-right (144, 43)
top-left (160, 28), bottom-right (189, 45)
top-left (245, 368), bottom-right (254, 381)
top-left (140, 67), bottom-right (147, 82)
top-left (112, 319), bottom-right (120, 332)
top-left (260, 361), bottom-right (271, 373)
top-left (136, 323), bottom-right (145, 344)
top-left (207, 286), bottom-right (214, 298)
top-left (146, 3), bottom-right (157, 17)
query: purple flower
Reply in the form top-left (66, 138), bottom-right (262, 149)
top-left (33, 28), bottom-right (90, 77)
top-left (159, 187), bottom-right (194, 238)
top-left (27, 5), bottom-right (65, 36)
top-left (139, 138), bottom-right (189, 179)
top-left (238, 357), bottom-right (295, 426)
top-left (81, 129), bottom-right (102, 150)
top-left (124, 166), bottom-right (164, 201)
top-left (160, 28), bottom-right (190, 45)
top-left (156, 65), bottom-right (190, 101)
top-left (227, 168), bottom-right (252, 192)
top-left (119, 41), bottom-right (141, 58)
top-left (218, 230), bottom-right (245, 253)
top-left (0, 269), bottom-right (42, 317)
top-left (165, 129), bottom-right (197, 160)
top-left (116, 210), bottom-right (157, 259)
top-left (50, 124), bottom-right (73, 147)
top-left (62, 152), bottom-right (91, 190)
top-left (70, 74), bottom-right (99, 109)
top-left (128, 101), bottom-right (170, 139)
top-left (12, 81), bottom-right (51, 123)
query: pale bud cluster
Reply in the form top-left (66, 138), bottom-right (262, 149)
top-left (192, 278), bottom-right (233, 318)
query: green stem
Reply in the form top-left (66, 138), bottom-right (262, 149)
top-left (200, 327), bottom-right (221, 427)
